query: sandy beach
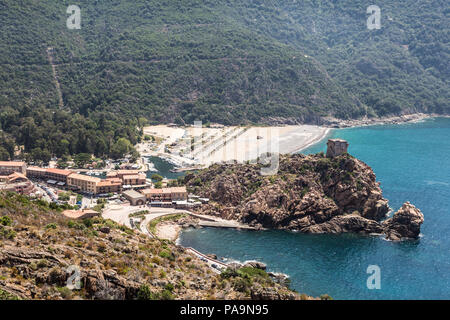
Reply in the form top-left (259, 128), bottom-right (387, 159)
top-left (155, 222), bottom-right (181, 241)
top-left (136, 113), bottom-right (449, 169)
top-left (139, 124), bottom-right (330, 167)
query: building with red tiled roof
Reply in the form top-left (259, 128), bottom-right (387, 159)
top-left (26, 167), bottom-right (47, 180)
top-left (0, 172), bottom-right (34, 195)
top-left (116, 169), bottom-right (140, 175)
top-left (140, 186), bottom-right (187, 202)
top-left (97, 178), bottom-right (122, 194)
top-left (67, 173), bottom-right (101, 194)
top-left (26, 167), bottom-right (72, 183)
top-left (46, 168), bottom-right (72, 182)
top-left (122, 173), bottom-right (146, 186)
top-left (6, 172), bottom-right (28, 183)
top-left (0, 161), bottom-right (26, 175)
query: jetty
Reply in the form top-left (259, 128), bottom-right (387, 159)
top-left (187, 212), bottom-right (260, 230)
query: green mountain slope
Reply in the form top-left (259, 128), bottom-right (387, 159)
top-left (1, 0), bottom-right (364, 126)
top-left (0, 0), bottom-right (448, 160)
top-left (222, 0), bottom-right (449, 116)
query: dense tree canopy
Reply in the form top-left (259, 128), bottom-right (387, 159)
top-left (0, 1), bottom-right (448, 160)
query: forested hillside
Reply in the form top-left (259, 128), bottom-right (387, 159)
top-left (225, 0), bottom-right (449, 116)
top-left (0, 0), bottom-right (448, 160)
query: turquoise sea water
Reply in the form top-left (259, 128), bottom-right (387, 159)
top-left (178, 118), bottom-right (450, 299)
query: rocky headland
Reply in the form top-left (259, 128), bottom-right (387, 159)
top-left (185, 153), bottom-right (424, 241)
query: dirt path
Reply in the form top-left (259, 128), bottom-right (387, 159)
top-left (46, 47), bottom-right (64, 108)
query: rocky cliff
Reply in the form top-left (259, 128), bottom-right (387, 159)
top-left (0, 192), bottom-right (303, 300)
top-left (185, 153), bottom-right (424, 240)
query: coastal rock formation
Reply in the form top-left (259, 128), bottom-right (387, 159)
top-left (302, 214), bottom-right (384, 235)
top-left (243, 261), bottom-right (267, 270)
top-left (250, 284), bottom-right (297, 300)
top-left (382, 202), bottom-right (424, 241)
top-left (185, 153), bottom-right (423, 240)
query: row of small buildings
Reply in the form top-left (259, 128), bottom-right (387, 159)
top-left (0, 161), bottom-right (146, 195)
top-left (0, 161), bottom-right (200, 210)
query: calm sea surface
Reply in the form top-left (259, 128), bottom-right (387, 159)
top-left (145, 155), bottom-right (185, 180)
top-left (178, 118), bottom-right (450, 299)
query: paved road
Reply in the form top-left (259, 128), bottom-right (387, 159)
top-left (102, 204), bottom-right (233, 273)
top-left (102, 204), bottom-right (149, 228)
top-left (185, 247), bottom-right (227, 274)
top-left (33, 184), bottom-right (52, 203)
top-left (103, 205), bottom-right (188, 231)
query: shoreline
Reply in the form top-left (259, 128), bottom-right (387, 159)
top-left (324, 113), bottom-right (449, 129)
top-left (150, 212), bottom-right (259, 242)
top-left (291, 114), bottom-right (449, 154)
top-left (137, 113), bottom-right (449, 171)
top-left (291, 127), bottom-right (331, 154)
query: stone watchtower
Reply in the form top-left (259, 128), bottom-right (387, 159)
top-left (326, 139), bottom-right (349, 158)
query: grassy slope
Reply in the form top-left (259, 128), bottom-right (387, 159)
top-left (0, 192), bottom-right (302, 300)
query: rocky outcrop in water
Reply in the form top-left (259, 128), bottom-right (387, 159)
top-left (243, 261), bottom-right (267, 270)
top-left (185, 153), bottom-right (424, 240)
top-left (382, 202), bottom-right (424, 241)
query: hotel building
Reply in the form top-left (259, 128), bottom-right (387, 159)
top-left (122, 173), bottom-right (147, 186)
top-left (45, 168), bottom-right (72, 183)
top-left (107, 170), bottom-right (146, 186)
top-left (0, 172), bottom-right (35, 195)
top-left (141, 187), bottom-right (188, 202)
top-left (26, 167), bottom-right (48, 179)
top-left (26, 167), bottom-right (72, 185)
top-left (96, 178), bottom-right (123, 194)
top-left (67, 173), bottom-right (101, 194)
top-left (0, 161), bottom-right (26, 175)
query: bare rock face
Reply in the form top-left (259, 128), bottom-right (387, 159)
top-left (243, 261), bottom-right (267, 270)
top-left (84, 269), bottom-right (140, 300)
top-left (382, 202), bottom-right (424, 241)
top-left (227, 262), bottom-right (243, 271)
top-left (99, 226), bottom-right (110, 234)
top-left (210, 174), bottom-right (245, 206)
top-left (250, 284), bottom-right (297, 300)
top-left (302, 214), bottom-right (384, 235)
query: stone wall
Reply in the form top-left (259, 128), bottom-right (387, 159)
top-left (326, 139), bottom-right (349, 158)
